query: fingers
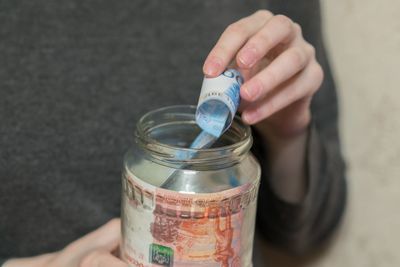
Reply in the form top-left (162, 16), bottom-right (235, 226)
top-left (70, 218), bottom-right (121, 253)
top-left (80, 250), bottom-right (128, 267)
top-left (61, 218), bottom-right (121, 265)
top-left (237, 15), bottom-right (296, 69)
top-left (203, 10), bottom-right (272, 76)
top-left (242, 60), bottom-right (323, 124)
top-left (240, 40), bottom-right (314, 103)
top-left (204, 10), bottom-right (322, 128)
top-left (3, 253), bottom-right (58, 267)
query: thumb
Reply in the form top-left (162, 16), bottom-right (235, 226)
top-left (80, 250), bottom-right (128, 267)
top-left (61, 218), bottom-right (121, 265)
top-left (73, 218), bottom-right (121, 253)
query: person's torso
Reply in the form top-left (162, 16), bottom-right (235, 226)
top-left (0, 0), bottom-right (270, 256)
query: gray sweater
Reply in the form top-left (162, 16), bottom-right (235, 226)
top-left (0, 0), bottom-right (346, 264)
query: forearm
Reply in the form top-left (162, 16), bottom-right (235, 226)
top-left (254, 122), bottom-right (346, 254)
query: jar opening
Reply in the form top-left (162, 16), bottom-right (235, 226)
top-left (135, 105), bottom-right (252, 168)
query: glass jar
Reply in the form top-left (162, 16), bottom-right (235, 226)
top-left (121, 105), bottom-right (261, 267)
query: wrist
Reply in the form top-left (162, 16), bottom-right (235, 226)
top-left (255, 120), bottom-right (309, 155)
top-left (255, 122), bottom-right (310, 203)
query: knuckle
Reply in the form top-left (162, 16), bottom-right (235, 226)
top-left (274, 14), bottom-right (293, 32)
top-left (309, 63), bottom-right (324, 93)
top-left (313, 63), bottom-right (324, 85)
top-left (305, 43), bottom-right (316, 57)
top-left (226, 22), bottom-right (247, 36)
top-left (255, 9), bottom-right (273, 19)
top-left (255, 30), bottom-right (272, 48)
top-left (293, 22), bottom-right (302, 34)
top-left (289, 47), bottom-right (306, 68)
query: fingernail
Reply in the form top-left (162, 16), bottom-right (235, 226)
top-left (239, 47), bottom-right (257, 67)
top-left (242, 111), bottom-right (258, 124)
top-left (204, 58), bottom-right (222, 76)
top-left (242, 81), bottom-right (261, 100)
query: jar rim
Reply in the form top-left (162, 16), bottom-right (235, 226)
top-left (135, 105), bottom-right (252, 166)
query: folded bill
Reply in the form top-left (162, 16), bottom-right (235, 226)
top-left (196, 69), bottom-right (243, 138)
top-left (160, 69), bottom-right (243, 190)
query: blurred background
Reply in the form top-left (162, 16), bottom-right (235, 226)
top-left (255, 0), bottom-right (400, 266)
top-left (320, 0), bottom-right (400, 265)
top-left (1, 1), bottom-right (398, 266)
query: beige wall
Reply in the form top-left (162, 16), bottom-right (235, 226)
top-left (317, 0), bottom-right (400, 266)
top-left (255, 1), bottom-right (400, 266)
top-left (320, 0), bottom-right (400, 266)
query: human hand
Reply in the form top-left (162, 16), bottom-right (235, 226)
top-left (4, 219), bottom-right (127, 267)
top-left (203, 10), bottom-right (323, 139)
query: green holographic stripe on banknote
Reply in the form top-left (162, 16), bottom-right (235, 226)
top-left (149, 243), bottom-right (174, 267)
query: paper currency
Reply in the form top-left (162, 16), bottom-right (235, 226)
top-left (121, 170), bottom-right (259, 267)
top-left (160, 69), bottom-right (243, 190)
top-left (121, 70), bottom-right (253, 266)
top-left (196, 69), bottom-right (243, 138)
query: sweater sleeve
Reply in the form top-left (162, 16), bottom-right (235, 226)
top-left (253, 0), bottom-right (347, 254)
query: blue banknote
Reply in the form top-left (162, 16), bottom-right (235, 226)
top-left (195, 69), bottom-right (243, 138)
top-left (161, 69), bottom-right (243, 189)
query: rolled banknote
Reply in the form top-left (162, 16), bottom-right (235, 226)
top-left (196, 69), bottom-right (243, 138)
top-left (160, 69), bottom-right (243, 190)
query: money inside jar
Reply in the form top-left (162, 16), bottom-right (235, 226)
top-left (160, 69), bottom-right (243, 190)
top-left (120, 70), bottom-right (261, 267)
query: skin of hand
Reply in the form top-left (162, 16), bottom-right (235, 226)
top-left (4, 219), bottom-right (127, 267)
top-left (203, 10), bottom-right (324, 202)
top-left (4, 11), bottom-right (323, 266)
top-left (203, 10), bottom-right (323, 139)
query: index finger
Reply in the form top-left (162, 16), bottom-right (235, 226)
top-left (203, 10), bottom-right (272, 77)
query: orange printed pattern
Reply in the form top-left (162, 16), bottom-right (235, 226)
top-left (122, 172), bottom-right (258, 266)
